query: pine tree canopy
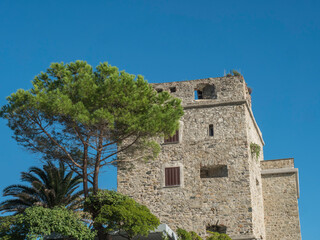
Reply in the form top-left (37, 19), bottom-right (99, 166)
top-left (0, 61), bottom-right (184, 194)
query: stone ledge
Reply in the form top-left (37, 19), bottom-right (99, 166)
top-left (183, 99), bottom-right (246, 109)
top-left (229, 235), bottom-right (257, 240)
top-left (261, 168), bottom-right (300, 199)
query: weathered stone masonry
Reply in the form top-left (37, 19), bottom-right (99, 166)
top-left (117, 76), bottom-right (301, 240)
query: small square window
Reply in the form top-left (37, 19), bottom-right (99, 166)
top-left (165, 167), bottom-right (180, 186)
top-left (169, 87), bottom-right (176, 93)
top-left (156, 88), bottom-right (163, 93)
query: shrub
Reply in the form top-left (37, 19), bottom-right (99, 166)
top-left (86, 190), bottom-right (159, 240)
top-left (0, 206), bottom-right (95, 240)
top-left (177, 228), bottom-right (192, 240)
top-left (232, 70), bottom-right (241, 77)
top-left (177, 228), bottom-right (202, 240)
top-left (207, 231), bottom-right (232, 240)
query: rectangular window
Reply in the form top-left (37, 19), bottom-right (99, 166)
top-left (209, 124), bottom-right (214, 136)
top-left (200, 165), bottom-right (228, 178)
top-left (165, 167), bottom-right (180, 186)
top-left (164, 130), bottom-right (179, 143)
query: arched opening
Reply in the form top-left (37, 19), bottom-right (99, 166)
top-left (194, 84), bottom-right (217, 100)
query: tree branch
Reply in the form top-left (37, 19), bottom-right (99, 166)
top-left (30, 112), bottom-right (83, 170)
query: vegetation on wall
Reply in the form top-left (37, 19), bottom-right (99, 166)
top-left (226, 69), bottom-right (242, 77)
top-left (231, 70), bottom-right (241, 77)
top-left (250, 142), bottom-right (261, 161)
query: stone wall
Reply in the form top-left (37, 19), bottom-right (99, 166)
top-left (261, 159), bottom-right (301, 240)
top-left (117, 76), bottom-right (301, 240)
top-left (245, 106), bottom-right (266, 239)
top-left (152, 76), bottom-right (247, 105)
top-left (261, 158), bottom-right (294, 170)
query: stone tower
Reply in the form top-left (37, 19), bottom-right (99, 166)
top-left (117, 76), bottom-right (301, 240)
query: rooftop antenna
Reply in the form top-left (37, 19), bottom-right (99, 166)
top-left (224, 69), bottom-right (226, 76)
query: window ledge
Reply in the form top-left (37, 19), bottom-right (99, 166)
top-left (162, 142), bottom-right (179, 145)
top-left (163, 185), bottom-right (181, 188)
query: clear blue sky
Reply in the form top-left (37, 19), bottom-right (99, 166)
top-left (0, 0), bottom-right (319, 238)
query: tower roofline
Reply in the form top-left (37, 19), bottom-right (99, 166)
top-left (151, 76), bottom-right (243, 85)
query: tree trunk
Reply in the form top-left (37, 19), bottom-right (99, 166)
top-left (93, 164), bottom-right (100, 194)
top-left (93, 132), bottom-right (103, 194)
top-left (83, 143), bottom-right (89, 197)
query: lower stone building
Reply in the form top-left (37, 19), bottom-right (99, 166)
top-left (117, 76), bottom-right (301, 240)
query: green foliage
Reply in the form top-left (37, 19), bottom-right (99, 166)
top-left (84, 189), bottom-right (129, 215)
top-left (176, 229), bottom-right (231, 240)
top-left (190, 231), bottom-right (203, 240)
top-left (207, 231), bottom-right (232, 240)
top-left (177, 228), bottom-right (202, 240)
top-left (0, 61), bottom-right (184, 194)
top-left (177, 228), bottom-right (192, 240)
top-left (250, 142), bottom-right (261, 160)
top-left (231, 70), bottom-right (241, 77)
top-left (0, 206), bottom-right (95, 240)
top-left (0, 161), bottom-right (83, 214)
top-left (86, 190), bottom-right (159, 240)
top-left (226, 70), bottom-right (242, 77)
top-left (0, 215), bottom-right (26, 240)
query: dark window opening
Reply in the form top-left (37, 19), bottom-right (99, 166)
top-left (209, 124), bottom-right (214, 137)
top-left (200, 165), bottom-right (228, 178)
top-left (164, 130), bottom-right (179, 143)
top-left (156, 88), bottom-right (163, 93)
top-left (165, 167), bottom-right (180, 186)
top-left (194, 90), bottom-right (203, 99)
top-left (195, 84), bottom-right (217, 100)
top-left (206, 223), bottom-right (227, 234)
top-left (169, 87), bottom-right (176, 93)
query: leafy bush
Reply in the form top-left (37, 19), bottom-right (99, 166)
top-left (207, 231), bottom-right (232, 240)
top-left (190, 231), bottom-right (203, 240)
top-left (177, 228), bottom-right (192, 240)
top-left (0, 206), bottom-right (95, 240)
top-left (176, 228), bottom-right (202, 240)
top-left (85, 190), bottom-right (160, 240)
top-left (84, 189), bottom-right (129, 215)
top-left (176, 228), bottom-right (231, 240)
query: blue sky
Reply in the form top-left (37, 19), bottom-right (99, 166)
top-left (0, 0), bottom-right (319, 238)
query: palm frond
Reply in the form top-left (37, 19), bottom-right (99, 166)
top-left (0, 161), bottom-right (83, 214)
